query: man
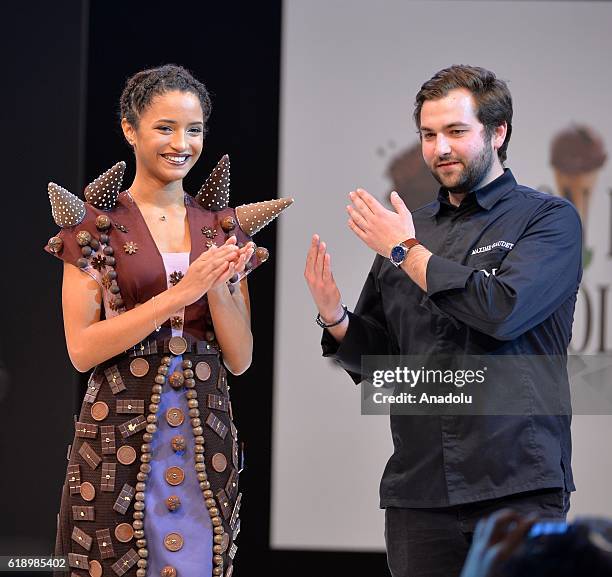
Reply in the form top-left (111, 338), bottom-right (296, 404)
top-left (304, 65), bottom-right (582, 577)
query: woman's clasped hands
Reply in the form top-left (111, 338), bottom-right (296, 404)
top-left (175, 236), bottom-right (255, 306)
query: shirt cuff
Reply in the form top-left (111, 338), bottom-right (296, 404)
top-left (426, 254), bottom-right (475, 297)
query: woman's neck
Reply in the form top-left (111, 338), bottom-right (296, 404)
top-left (128, 171), bottom-right (185, 208)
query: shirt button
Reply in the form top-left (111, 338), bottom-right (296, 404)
top-left (164, 532), bottom-right (184, 552)
top-left (166, 408), bottom-right (185, 427)
top-left (165, 467), bottom-right (185, 486)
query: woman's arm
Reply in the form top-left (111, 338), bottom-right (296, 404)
top-left (62, 243), bottom-right (242, 372)
top-left (207, 278), bottom-right (253, 375)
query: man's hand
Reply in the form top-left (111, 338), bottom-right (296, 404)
top-left (347, 189), bottom-right (416, 257)
top-left (304, 234), bottom-right (343, 324)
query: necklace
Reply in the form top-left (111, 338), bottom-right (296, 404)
top-left (126, 189), bottom-right (168, 222)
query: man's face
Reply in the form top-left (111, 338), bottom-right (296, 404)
top-left (419, 88), bottom-right (496, 194)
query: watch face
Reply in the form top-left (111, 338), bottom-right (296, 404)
top-left (390, 244), bottom-right (407, 265)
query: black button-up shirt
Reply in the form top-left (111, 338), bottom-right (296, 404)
top-left (322, 169), bottom-right (582, 508)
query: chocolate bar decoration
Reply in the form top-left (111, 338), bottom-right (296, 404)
top-left (111, 549), bottom-right (139, 576)
top-left (79, 441), bottom-right (101, 469)
top-left (229, 492), bottom-right (242, 530)
top-left (230, 421), bottom-right (238, 441)
top-left (232, 517), bottom-right (241, 541)
top-left (118, 415), bottom-right (147, 439)
top-left (67, 464), bottom-right (81, 495)
top-left (72, 505), bottom-right (95, 521)
top-left (71, 526), bottom-right (93, 551)
top-left (129, 340), bottom-right (158, 357)
top-left (207, 394), bottom-right (228, 413)
top-left (100, 425), bottom-right (116, 455)
top-left (205, 412), bottom-right (228, 440)
top-left (101, 462), bottom-right (117, 492)
top-left (217, 369), bottom-right (228, 394)
top-left (96, 528), bottom-right (116, 559)
top-left (68, 553), bottom-right (89, 570)
top-left (229, 543), bottom-right (238, 560)
top-left (84, 373), bottom-right (104, 404)
top-left (232, 439), bottom-right (239, 470)
top-left (104, 365), bottom-right (126, 395)
top-left (75, 421), bottom-right (98, 439)
top-left (216, 489), bottom-right (232, 520)
top-left (113, 484), bottom-right (135, 514)
top-left (225, 468), bottom-right (239, 500)
top-left (116, 399), bottom-right (145, 414)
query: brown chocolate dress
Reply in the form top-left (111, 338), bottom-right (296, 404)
top-left (44, 159), bottom-right (277, 577)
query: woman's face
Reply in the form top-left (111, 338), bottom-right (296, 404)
top-left (123, 90), bottom-right (205, 184)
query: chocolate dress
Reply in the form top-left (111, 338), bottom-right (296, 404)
top-left (44, 157), bottom-right (292, 577)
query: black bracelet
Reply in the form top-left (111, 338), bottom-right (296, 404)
top-left (316, 305), bottom-right (348, 328)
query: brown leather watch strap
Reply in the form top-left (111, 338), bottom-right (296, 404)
top-left (401, 238), bottom-right (421, 250)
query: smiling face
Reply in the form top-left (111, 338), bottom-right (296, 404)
top-left (419, 88), bottom-right (505, 194)
top-left (122, 90), bottom-right (204, 185)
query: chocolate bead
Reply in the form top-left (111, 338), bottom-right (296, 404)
top-left (133, 511), bottom-right (144, 520)
top-left (133, 520), bottom-right (144, 529)
top-left (166, 495), bottom-right (181, 512)
top-left (136, 482), bottom-right (146, 492)
top-left (184, 378), bottom-right (196, 388)
top-left (48, 236), bottom-right (64, 253)
top-left (203, 490), bottom-right (214, 499)
top-left (100, 233), bottom-right (110, 244)
top-left (76, 257), bottom-right (88, 268)
top-left (134, 502), bottom-right (145, 511)
top-left (89, 238), bottom-right (100, 250)
top-left (188, 408), bottom-right (200, 418)
top-left (192, 426), bottom-right (203, 436)
top-left (212, 567), bottom-right (222, 576)
top-left (137, 548), bottom-right (148, 558)
top-left (206, 330), bottom-right (216, 342)
top-left (155, 375), bottom-right (166, 385)
top-left (213, 545), bottom-right (223, 555)
top-left (194, 436), bottom-right (205, 444)
top-left (136, 539), bottom-right (147, 548)
top-left (199, 481), bottom-right (210, 490)
top-left (103, 246), bottom-right (114, 255)
top-left (195, 454), bottom-right (204, 463)
top-left (188, 399), bottom-right (199, 409)
top-left (211, 516), bottom-right (222, 527)
top-left (137, 560), bottom-right (147, 569)
top-left (136, 569), bottom-right (146, 577)
top-left (146, 414), bottom-right (157, 424)
top-left (140, 463), bottom-right (151, 474)
top-left (213, 526), bottom-right (224, 535)
top-left (134, 529), bottom-right (145, 539)
top-left (213, 535), bottom-right (223, 545)
top-left (105, 256), bottom-right (116, 266)
top-left (191, 418), bottom-right (201, 428)
top-left (255, 246), bottom-right (269, 262)
top-left (96, 214), bottom-right (111, 230)
top-left (151, 394), bottom-right (161, 404)
top-left (140, 454), bottom-right (151, 463)
top-left (194, 445), bottom-right (205, 454)
top-left (76, 230), bottom-right (92, 246)
top-left (171, 435), bottom-right (187, 453)
top-left (137, 472), bottom-right (147, 482)
top-left (185, 390), bottom-right (197, 400)
top-left (161, 567), bottom-right (177, 577)
top-left (195, 463), bottom-right (206, 472)
top-left (158, 366), bottom-right (169, 375)
top-left (213, 555), bottom-right (223, 566)
top-left (107, 270), bottom-right (117, 280)
top-left (148, 404), bottom-right (159, 414)
top-left (152, 385), bottom-right (163, 394)
top-left (197, 472), bottom-right (208, 482)
top-left (205, 498), bottom-right (216, 508)
top-left (162, 356), bottom-right (172, 366)
top-left (110, 283), bottom-right (121, 294)
top-left (134, 493), bottom-right (145, 503)
top-left (145, 424), bottom-right (157, 434)
top-left (169, 372), bottom-right (184, 389)
top-left (81, 245), bottom-right (92, 257)
top-left (220, 216), bottom-right (236, 232)
top-left (183, 369), bottom-right (194, 379)
top-left (182, 359), bottom-right (193, 369)
top-left (143, 433), bottom-right (154, 443)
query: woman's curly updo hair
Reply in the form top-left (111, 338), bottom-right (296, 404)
top-left (119, 64), bottom-right (212, 134)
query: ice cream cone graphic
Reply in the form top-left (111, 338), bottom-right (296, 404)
top-left (550, 125), bottom-right (607, 268)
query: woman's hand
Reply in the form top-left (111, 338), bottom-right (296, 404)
top-left (174, 237), bottom-right (241, 306)
top-left (209, 241), bottom-right (255, 293)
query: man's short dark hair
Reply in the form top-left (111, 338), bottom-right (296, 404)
top-left (414, 65), bottom-right (513, 163)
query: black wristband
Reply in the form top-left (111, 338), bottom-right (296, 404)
top-left (316, 305), bottom-right (348, 328)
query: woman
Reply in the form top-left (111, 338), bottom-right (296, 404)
top-left (45, 65), bottom-right (291, 577)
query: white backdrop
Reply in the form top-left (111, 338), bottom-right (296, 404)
top-left (272, 0), bottom-right (612, 550)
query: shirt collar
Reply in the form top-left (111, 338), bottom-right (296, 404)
top-left (432, 168), bottom-right (517, 215)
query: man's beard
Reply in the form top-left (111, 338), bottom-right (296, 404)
top-left (431, 142), bottom-right (494, 194)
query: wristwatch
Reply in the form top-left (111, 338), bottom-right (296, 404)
top-left (389, 238), bottom-right (420, 267)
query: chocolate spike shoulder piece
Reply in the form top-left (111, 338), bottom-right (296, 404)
top-left (48, 182), bottom-right (86, 228)
top-left (235, 197), bottom-right (294, 237)
top-left (84, 161), bottom-right (126, 210)
top-left (195, 154), bottom-right (230, 210)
